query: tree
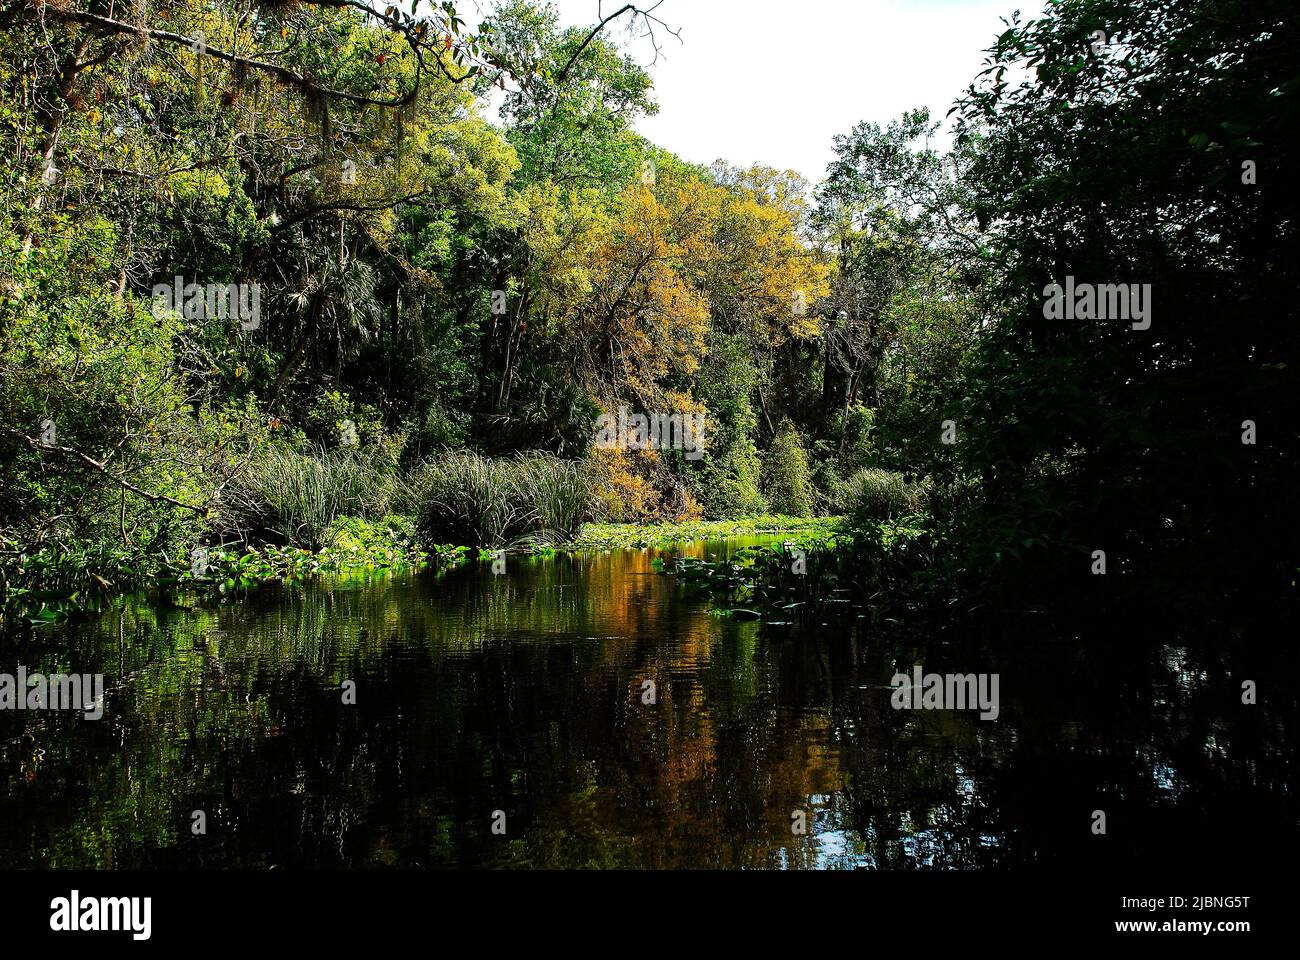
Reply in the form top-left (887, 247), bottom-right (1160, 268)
top-left (810, 110), bottom-right (983, 476)
top-left (951, 0), bottom-right (1299, 595)
top-left (762, 420), bottom-right (814, 517)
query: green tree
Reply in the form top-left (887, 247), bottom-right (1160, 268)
top-left (951, 0), bottom-right (1299, 596)
top-left (762, 420), bottom-right (815, 517)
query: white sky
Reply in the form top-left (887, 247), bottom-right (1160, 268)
top-left (469, 0), bottom-right (1023, 183)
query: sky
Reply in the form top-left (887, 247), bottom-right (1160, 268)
top-left (468, 0), bottom-right (1022, 184)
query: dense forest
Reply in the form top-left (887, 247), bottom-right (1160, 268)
top-left (1, 0), bottom-right (1296, 618)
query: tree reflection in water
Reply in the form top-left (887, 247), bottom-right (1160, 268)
top-left (0, 540), bottom-right (1293, 869)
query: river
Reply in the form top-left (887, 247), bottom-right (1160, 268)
top-left (0, 537), bottom-right (1292, 868)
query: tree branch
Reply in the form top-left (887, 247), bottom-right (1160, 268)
top-left (38, 7), bottom-right (423, 108)
top-left (5, 428), bottom-right (208, 516)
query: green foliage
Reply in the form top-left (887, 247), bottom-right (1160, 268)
top-left (831, 468), bottom-right (930, 522)
top-left (710, 439), bottom-right (769, 518)
top-left (947, 0), bottom-right (1299, 598)
top-left (688, 332), bottom-right (769, 517)
top-left (761, 421), bottom-right (815, 517)
top-left (515, 453), bottom-right (592, 542)
top-left (0, 217), bottom-right (250, 600)
top-left (835, 404), bottom-right (876, 473)
top-left (413, 451), bottom-right (590, 547)
top-left (574, 515), bottom-right (839, 550)
top-left (7, 0), bottom-right (1284, 619)
top-left (485, 0), bottom-right (658, 189)
top-left (221, 443), bottom-right (401, 550)
top-left (325, 514), bottom-right (418, 555)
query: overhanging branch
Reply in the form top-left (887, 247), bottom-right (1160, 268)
top-left (5, 428), bottom-right (209, 516)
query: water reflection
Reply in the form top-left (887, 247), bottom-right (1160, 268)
top-left (0, 540), bottom-right (1293, 868)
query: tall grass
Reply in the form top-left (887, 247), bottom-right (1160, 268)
top-left (221, 445), bottom-right (591, 550)
top-left (221, 443), bottom-right (398, 548)
top-left (516, 453), bottom-right (590, 543)
top-left (411, 451), bottom-right (591, 547)
top-left (833, 468), bottom-right (931, 522)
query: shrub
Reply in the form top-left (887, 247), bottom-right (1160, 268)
top-left (689, 439), bottom-right (768, 520)
top-left (221, 442), bottom-right (399, 549)
top-left (412, 451), bottom-right (591, 547)
top-left (324, 515), bottom-right (418, 554)
top-left (410, 451), bottom-right (521, 547)
top-left (0, 277), bottom-right (221, 597)
top-left (515, 453), bottom-right (591, 543)
top-left (834, 468), bottom-right (930, 522)
top-left (761, 421), bottom-right (815, 517)
top-left (586, 441), bottom-right (705, 524)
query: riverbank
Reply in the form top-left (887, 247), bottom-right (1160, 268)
top-left (0, 515), bottom-right (844, 626)
top-left (571, 515), bottom-right (841, 550)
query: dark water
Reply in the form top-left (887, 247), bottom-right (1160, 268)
top-left (0, 540), bottom-right (1295, 869)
